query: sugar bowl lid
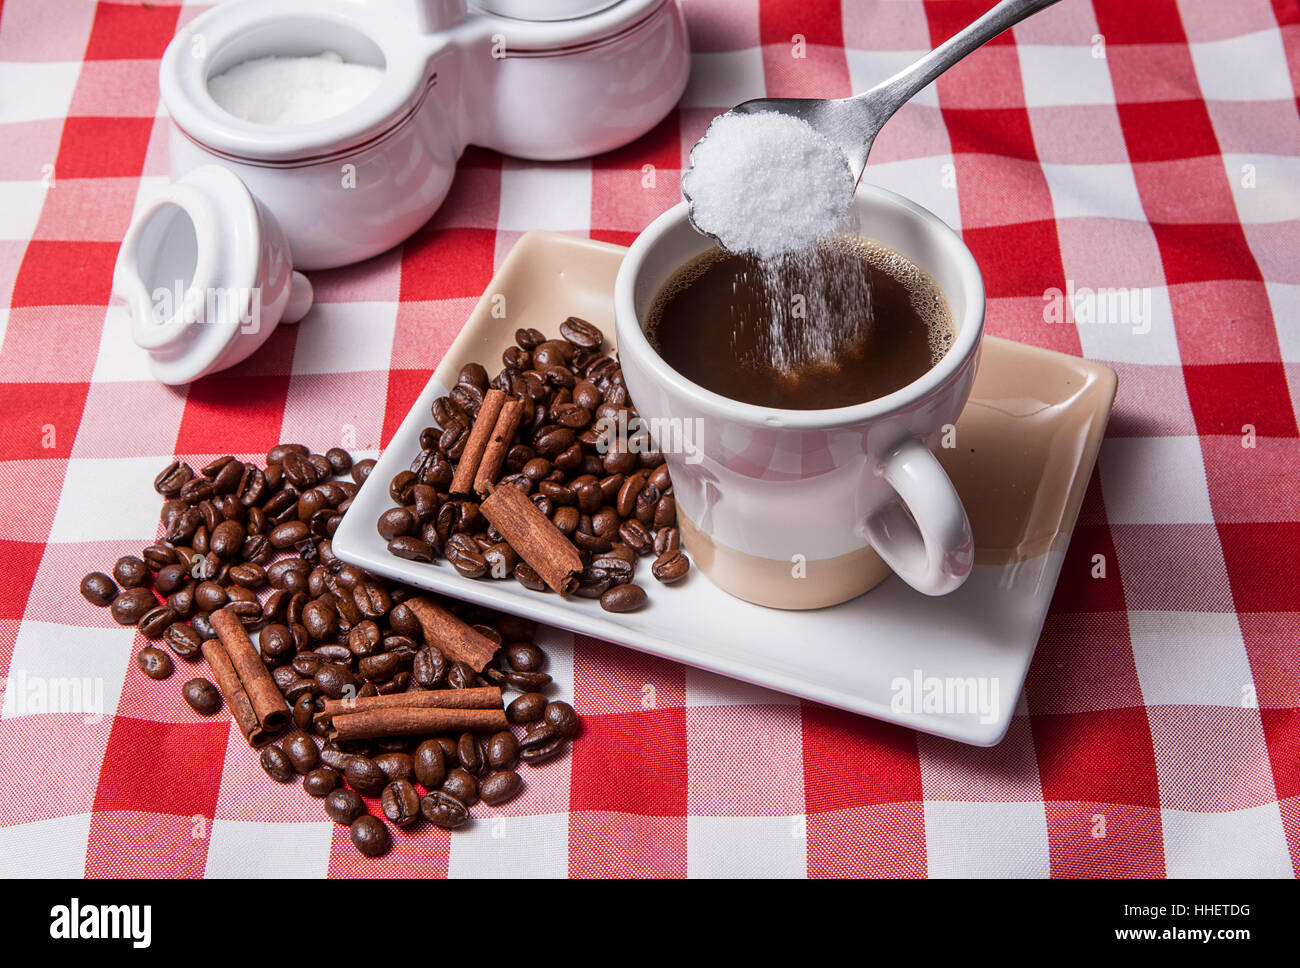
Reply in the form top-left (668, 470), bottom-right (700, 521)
top-left (114, 165), bottom-right (312, 385)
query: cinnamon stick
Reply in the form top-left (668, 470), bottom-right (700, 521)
top-left (480, 482), bottom-right (582, 595)
top-left (319, 686), bottom-right (502, 721)
top-left (328, 706), bottom-right (510, 742)
top-left (449, 388), bottom-right (507, 495)
top-left (473, 396), bottom-right (524, 498)
top-left (201, 638), bottom-right (268, 746)
top-left (404, 597), bottom-right (499, 671)
top-left (211, 607), bottom-right (290, 733)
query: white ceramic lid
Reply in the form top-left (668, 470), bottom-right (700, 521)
top-left (114, 165), bottom-right (312, 385)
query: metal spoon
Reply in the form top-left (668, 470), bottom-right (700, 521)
top-left (683, 0), bottom-right (1063, 245)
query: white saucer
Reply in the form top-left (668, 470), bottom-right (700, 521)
top-left (332, 232), bottom-right (1116, 745)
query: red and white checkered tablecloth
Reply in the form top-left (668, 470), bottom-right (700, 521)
top-left (0, 0), bottom-right (1296, 879)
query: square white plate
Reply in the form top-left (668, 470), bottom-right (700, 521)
top-left (333, 232), bottom-right (1116, 745)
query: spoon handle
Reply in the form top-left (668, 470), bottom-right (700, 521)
top-left (862, 0), bottom-right (1063, 116)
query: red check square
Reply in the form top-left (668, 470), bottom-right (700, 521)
top-left (56, 117), bottom-right (155, 179)
top-left (83, 2), bottom-right (181, 61)
top-left (1093, 0), bottom-right (1188, 44)
top-left (1152, 222), bottom-right (1261, 286)
top-left (93, 717), bottom-right (229, 817)
top-left (399, 227), bottom-right (496, 301)
top-left (802, 703), bottom-right (922, 812)
top-left (962, 220), bottom-right (1066, 299)
top-left (1182, 362), bottom-right (1298, 437)
top-left (1118, 100), bottom-right (1221, 163)
top-left (11, 240), bottom-right (118, 308)
top-left (0, 381), bottom-right (88, 459)
top-left (946, 106), bottom-right (1039, 161)
top-left (174, 374), bottom-right (292, 457)
top-left (0, 539), bottom-right (46, 621)
top-left (1218, 521), bottom-right (1300, 613)
top-left (1034, 707), bottom-right (1160, 808)
top-left (569, 707), bottom-right (687, 816)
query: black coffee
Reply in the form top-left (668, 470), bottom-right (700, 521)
top-left (645, 237), bottom-right (953, 410)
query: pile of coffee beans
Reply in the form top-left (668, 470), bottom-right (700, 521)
top-left (378, 318), bottom-right (690, 611)
top-left (79, 443), bottom-right (580, 858)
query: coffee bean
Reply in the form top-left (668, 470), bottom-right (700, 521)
top-left (80, 572), bottom-right (118, 607)
top-left (134, 604), bottom-right (175, 639)
top-left (479, 770), bottom-right (522, 806)
top-left (600, 582), bottom-right (647, 612)
top-left (445, 533), bottom-right (488, 579)
top-left (412, 647), bottom-right (447, 689)
top-left (111, 587), bottom-right (157, 626)
top-left (261, 745), bottom-right (294, 782)
top-left (651, 549), bottom-right (690, 584)
top-left (181, 677), bottom-right (221, 714)
top-left (505, 670), bottom-right (552, 691)
top-left (154, 460), bottom-right (194, 496)
top-left (387, 536), bottom-right (435, 562)
top-left (351, 458), bottom-right (376, 485)
top-left (314, 663), bottom-right (360, 700)
top-left (352, 581), bottom-right (391, 620)
top-left (507, 692), bottom-right (547, 725)
top-left (325, 787), bottom-right (365, 824)
top-left (456, 733), bottom-right (482, 774)
top-left (543, 701), bottom-right (579, 739)
top-left (420, 789), bottom-right (469, 829)
top-left (504, 642), bottom-right (544, 674)
top-left (303, 767), bottom-right (340, 797)
top-left (380, 780), bottom-right (421, 826)
top-left (447, 661), bottom-right (478, 690)
top-left (210, 520), bottom-right (246, 559)
top-left (113, 556), bottom-right (149, 589)
top-left (413, 739), bottom-right (447, 789)
top-left (350, 815), bottom-right (390, 857)
top-left (194, 581), bottom-right (228, 613)
top-left (345, 756), bottom-right (387, 796)
top-left (377, 507), bottom-right (418, 540)
top-left (653, 527), bottom-right (680, 555)
top-left (486, 731), bottom-right (518, 770)
top-left (560, 316), bottom-right (602, 349)
top-left (282, 731), bottom-right (320, 773)
top-left (441, 767), bottom-right (479, 807)
top-left (519, 724), bottom-right (567, 765)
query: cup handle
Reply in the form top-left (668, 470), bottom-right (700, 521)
top-left (864, 438), bottom-right (974, 596)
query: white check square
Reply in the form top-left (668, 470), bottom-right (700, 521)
top-left (687, 815), bottom-right (807, 878)
top-left (3, 619), bottom-right (133, 722)
top-left (497, 163), bottom-right (591, 233)
top-left (845, 49), bottom-right (938, 107)
top-left (924, 800), bottom-right (1050, 877)
top-left (680, 49), bottom-right (766, 109)
top-left (1191, 30), bottom-right (1294, 102)
top-left (204, 819), bottom-right (334, 878)
top-left (50, 457), bottom-right (171, 542)
top-left (1099, 436), bottom-right (1214, 525)
top-left (290, 301), bottom-right (398, 375)
top-left (0, 62), bottom-right (79, 123)
top-left (1018, 44), bottom-right (1116, 107)
top-left (1128, 611), bottom-right (1253, 707)
top-left (1041, 162), bottom-right (1146, 222)
top-left (447, 812), bottom-right (568, 878)
top-left (0, 813), bottom-right (91, 877)
top-left (1162, 803), bottom-right (1293, 878)
top-left (0, 180), bottom-right (46, 241)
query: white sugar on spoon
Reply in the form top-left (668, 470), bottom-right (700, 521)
top-left (681, 111), bottom-right (855, 260)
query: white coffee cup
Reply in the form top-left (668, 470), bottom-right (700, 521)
top-left (613, 186), bottom-right (984, 608)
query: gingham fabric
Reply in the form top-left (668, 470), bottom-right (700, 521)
top-left (0, 0), bottom-right (1296, 879)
